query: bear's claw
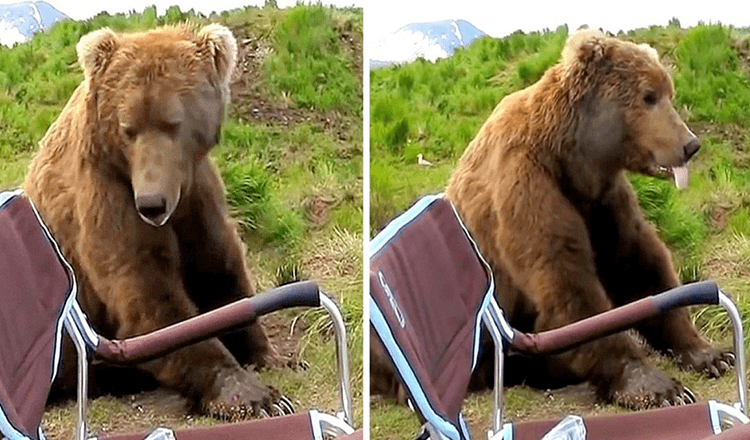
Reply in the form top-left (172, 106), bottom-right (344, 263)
top-left (279, 395), bottom-right (296, 414)
top-left (610, 361), bottom-right (689, 410)
top-left (673, 347), bottom-right (734, 379)
top-left (205, 367), bottom-right (295, 421)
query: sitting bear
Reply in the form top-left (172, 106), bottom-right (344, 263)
top-left (444, 29), bottom-right (733, 409)
top-left (24, 24), bottom-right (279, 416)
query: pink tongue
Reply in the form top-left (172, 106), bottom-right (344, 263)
top-left (673, 166), bottom-right (689, 190)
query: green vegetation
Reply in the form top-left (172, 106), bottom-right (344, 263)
top-left (0, 4), bottom-right (362, 437)
top-left (265, 5), bottom-right (362, 114)
top-left (371, 23), bottom-right (750, 438)
top-left (370, 26), bottom-right (569, 229)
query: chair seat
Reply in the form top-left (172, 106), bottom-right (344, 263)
top-left (511, 403), bottom-right (717, 440)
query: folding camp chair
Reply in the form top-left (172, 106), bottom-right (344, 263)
top-left (0, 189), bottom-right (355, 440)
top-left (370, 193), bottom-right (749, 440)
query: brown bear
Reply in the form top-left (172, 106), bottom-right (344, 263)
top-left (443, 29), bottom-right (734, 409)
top-left (24, 24), bottom-right (280, 416)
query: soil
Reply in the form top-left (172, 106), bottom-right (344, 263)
top-left (711, 205), bottom-right (729, 231)
top-left (690, 121), bottom-right (748, 151)
top-left (226, 26), bottom-right (361, 144)
top-left (304, 194), bottom-right (337, 227)
top-left (262, 313), bottom-right (307, 368)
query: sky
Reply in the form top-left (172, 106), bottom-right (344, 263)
top-left (41, 0), bottom-right (362, 21)
top-left (367, 0), bottom-right (750, 42)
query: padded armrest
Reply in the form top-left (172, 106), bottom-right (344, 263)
top-left (96, 280), bottom-right (320, 363)
top-left (510, 281), bottom-right (720, 355)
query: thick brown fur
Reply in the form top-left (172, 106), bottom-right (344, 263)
top-left (24, 24), bottom-right (281, 416)
top-left (442, 30), bottom-right (733, 409)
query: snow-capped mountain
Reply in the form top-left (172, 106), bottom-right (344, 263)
top-left (371, 19), bottom-right (485, 68)
top-left (1, 1), bottom-right (67, 47)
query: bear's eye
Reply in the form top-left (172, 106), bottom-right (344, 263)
top-left (121, 124), bottom-right (137, 141)
top-left (162, 122), bottom-right (180, 135)
top-left (643, 91), bottom-right (658, 107)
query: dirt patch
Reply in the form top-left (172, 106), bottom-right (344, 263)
top-left (304, 194), bottom-right (337, 227)
top-left (733, 36), bottom-right (750, 75)
top-left (337, 25), bottom-right (363, 86)
top-left (711, 205), bottom-right (729, 231)
top-left (690, 121), bottom-right (748, 150)
top-left (262, 313), bottom-right (307, 368)
top-left (227, 29), bottom-right (358, 143)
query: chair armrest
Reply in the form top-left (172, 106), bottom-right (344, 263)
top-left (95, 280), bottom-right (321, 363)
top-left (510, 280), bottom-right (719, 355)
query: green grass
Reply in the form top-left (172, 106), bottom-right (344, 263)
top-left (264, 4), bottom-right (362, 114)
top-left (0, 4), bottom-right (362, 438)
top-left (369, 26), bottom-right (570, 229)
top-left (370, 23), bottom-right (750, 439)
top-left (673, 26), bottom-right (750, 125)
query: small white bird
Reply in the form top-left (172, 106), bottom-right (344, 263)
top-left (417, 153), bottom-right (433, 167)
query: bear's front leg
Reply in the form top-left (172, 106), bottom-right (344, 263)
top-left (530, 266), bottom-right (690, 409)
top-left (593, 177), bottom-right (733, 378)
top-left (77, 198), bottom-right (279, 416)
top-left (493, 179), bottom-right (690, 409)
top-left (173, 159), bottom-right (275, 368)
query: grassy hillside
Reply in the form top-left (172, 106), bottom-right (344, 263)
top-left (370, 23), bottom-right (750, 439)
top-left (0, 4), bottom-right (362, 437)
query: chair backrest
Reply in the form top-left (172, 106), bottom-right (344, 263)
top-left (0, 191), bottom-right (76, 440)
top-left (370, 195), bottom-right (494, 440)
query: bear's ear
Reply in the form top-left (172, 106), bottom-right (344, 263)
top-left (637, 43), bottom-right (660, 63)
top-left (77, 27), bottom-right (119, 82)
top-left (198, 24), bottom-right (238, 85)
top-left (561, 29), bottom-right (609, 103)
top-left (561, 29), bottom-right (606, 66)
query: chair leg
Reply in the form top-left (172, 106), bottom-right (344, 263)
top-left (482, 308), bottom-right (505, 438)
top-left (719, 290), bottom-right (748, 415)
top-left (320, 292), bottom-right (353, 426)
top-left (64, 317), bottom-right (89, 440)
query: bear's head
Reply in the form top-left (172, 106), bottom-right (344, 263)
top-left (76, 24), bottom-right (237, 227)
top-left (562, 29), bottom-right (698, 189)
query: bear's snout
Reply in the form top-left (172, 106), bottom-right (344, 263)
top-left (135, 193), bottom-right (170, 227)
top-left (683, 137), bottom-right (700, 162)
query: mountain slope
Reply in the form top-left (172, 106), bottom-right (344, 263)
top-left (371, 19), bottom-right (485, 67)
top-left (0, 1), bottom-right (67, 46)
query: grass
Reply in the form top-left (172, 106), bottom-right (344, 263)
top-left (369, 26), bottom-right (569, 229)
top-left (370, 23), bottom-right (750, 439)
top-left (264, 5), bottom-right (362, 115)
top-left (0, 4), bottom-right (362, 438)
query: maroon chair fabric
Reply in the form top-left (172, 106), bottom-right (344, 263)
top-left (513, 403), bottom-right (715, 440)
top-left (704, 419), bottom-right (750, 439)
top-left (370, 195), bottom-right (492, 438)
top-left (340, 429), bottom-right (363, 439)
top-left (0, 192), bottom-right (74, 440)
top-left (101, 412), bottom-right (318, 440)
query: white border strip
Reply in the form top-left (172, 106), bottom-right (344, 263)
top-left (0, 189), bottom-right (23, 209)
top-left (370, 193), bottom-right (444, 257)
top-left (26, 194), bottom-right (89, 378)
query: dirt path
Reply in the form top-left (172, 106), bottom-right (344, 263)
top-left (227, 26), bottom-right (359, 142)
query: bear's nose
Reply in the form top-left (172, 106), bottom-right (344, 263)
top-left (135, 194), bottom-right (169, 227)
top-left (683, 138), bottom-right (700, 162)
